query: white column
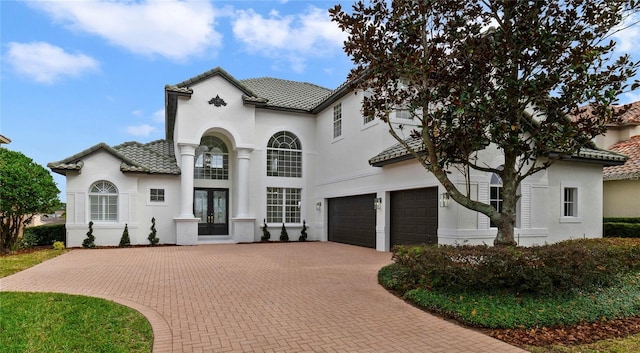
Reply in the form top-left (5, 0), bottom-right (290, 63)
top-left (236, 147), bottom-right (253, 218)
top-left (178, 143), bottom-right (197, 217)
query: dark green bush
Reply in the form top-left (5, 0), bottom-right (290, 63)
top-left (22, 224), bottom-right (65, 247)
top-left (604, 222), bottom-right (640, 238)
top-left (604, 217), bottom-right (640, 224)
top-left (391, 238), bottom-right (640, 295)
top-left (403, 273), bottom-right (640, 329)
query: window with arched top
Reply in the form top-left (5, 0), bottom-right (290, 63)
top-left (195, 136), bottom-right (229, 180)
top-left (267, 131), bottom-right (302, 177)
top-left (89, 181), bottom-right (118, 221)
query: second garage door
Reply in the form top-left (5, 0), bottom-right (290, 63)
top-left (328, 194), bottom-right (376, 248)
top-left (391, 187), bottom-right (438, 246)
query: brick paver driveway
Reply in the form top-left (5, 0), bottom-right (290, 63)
top-left (0, 242), bottom-right (526, 353)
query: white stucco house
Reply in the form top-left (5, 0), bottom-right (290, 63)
top-left (49, 67), bottom-right (626, 250)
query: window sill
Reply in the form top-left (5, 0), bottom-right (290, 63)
top-left (559, 217), bottom-right (582, 223)
top-left (361, 121), bottom-right (378, 131)
top-left (332, 136), bottom-right (344, 144)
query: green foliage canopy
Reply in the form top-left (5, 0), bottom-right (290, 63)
top-left (0, 148), bottom-right (60, 252)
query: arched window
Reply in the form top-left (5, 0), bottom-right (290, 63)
top-left (195, 136), bottom-right (228, 180)
top-left (267, 131), bottom-right (302, 177)
top-left (89, 181), bottom-right (118, 221)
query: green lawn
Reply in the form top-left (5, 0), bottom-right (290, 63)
top-left (0, 249), bottom-right (153, 353)
top-left (0, 248), bottom-right (68, 278)
top-left (0, 292), bottom-right (152, 353)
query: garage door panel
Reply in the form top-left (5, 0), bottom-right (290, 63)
top-left (391, 188), bottom-right (438, 246)
top-left (328, 194), bottom-right (376, 248)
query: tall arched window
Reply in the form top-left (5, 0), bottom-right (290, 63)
top-left (89, 181), bottom-right (118, 221)
top-left (267, 131), bottom-right (302, 177)
top-left (195, 136), bottom-right (229, 180)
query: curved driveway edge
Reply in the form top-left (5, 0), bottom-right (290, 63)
top-left (0, 243), bottom-right (527, 353)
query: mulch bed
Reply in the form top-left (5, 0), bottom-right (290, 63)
top-left (484, 316), bottom-right (640, 347)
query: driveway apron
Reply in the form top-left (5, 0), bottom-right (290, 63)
top-left (0, 242), bottom-right (527, 353)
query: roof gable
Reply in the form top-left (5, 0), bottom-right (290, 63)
top-left (49, 140), bottom-right (180, 176)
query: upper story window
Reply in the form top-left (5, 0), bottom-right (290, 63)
top-left (395, 109), bottom-right (412, 120)
top-left (333, 103), bottom-right (342, 138)
top-left (89, 181), bottom-right (118, 222)
top-left (195, 136), bottom-right (228, 180)
top-left (267, 131), bottom-right (302, 177)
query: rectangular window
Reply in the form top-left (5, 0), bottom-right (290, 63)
top-left (333, 103), bottom-right (342, 138)
top-left (563, 187), bottom-right (578, 217)
top-left (266, 187), bottom-right (301, 224)
top-left (150, 188), bottom-right (165, 202)
top-left (90, 195), bottom-right (117, 221)
top-left (489, 186), bottom-right (503, 228)
top-left (395, 109), bottom-right (412, 120)
top-left (363, 114), bottom-right (374, 125)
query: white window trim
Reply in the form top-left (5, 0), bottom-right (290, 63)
top-left (89, 181), bottom-right (119, 222)
top-left (147, 187), bottom-right (168, 206)
top-left (559, 182), bottom-right (582, 223)
top-left (266, 187), bottom-right (302, 226)
top-left (333, 103), bottom-right (342, 140)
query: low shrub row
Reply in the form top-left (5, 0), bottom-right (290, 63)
top-left (604, 217), bottom-right (640, 224)
top-left (604, 222), bottom-right (640, 238)
top-left (391, 238), bottom-right (640, 295)
top-left (22, 224), bottom-right (65, 247)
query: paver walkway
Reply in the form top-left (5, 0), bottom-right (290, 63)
top-left (0, 242), bottom-right (527, 353)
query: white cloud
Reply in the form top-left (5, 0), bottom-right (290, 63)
top-left (232, 6), bottom-right (347, 72)
top-left (27, 0), bottom-right (222, 62)
top-left (131, 109), bottom-right (143, 117)
top-left (126, 124), bottom-right (156, 137)
top-left (5, 41), bottom-right (99, 84)
top-left (612, 13), bottom-right (640, 53)
top-left (152, 109), bottom-right (165, 123)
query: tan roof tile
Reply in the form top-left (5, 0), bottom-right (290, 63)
top-left (604, 135), bottom-right (640, 180)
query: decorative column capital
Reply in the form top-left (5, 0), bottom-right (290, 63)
top-left (178, 142), bottom-right (199, 156)
top-left (235, 147), bottom-right (254, 160)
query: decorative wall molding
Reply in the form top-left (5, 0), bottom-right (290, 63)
top-left (208, 95), bottom-right (227, 107)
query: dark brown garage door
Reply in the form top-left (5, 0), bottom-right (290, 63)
top-left (328, 194), bottom-right (376, 248)
top-left (391, 187), bottom-right (438, 246)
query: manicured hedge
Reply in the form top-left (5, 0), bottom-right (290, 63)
top-left (604, 217), bottom-right (640, 224)
top-left (604, 222), bottom-right (640, 238)
top-left (390, 238), bottom-right (640, 296)
top-left (23, 224), bottom-right (66, 247)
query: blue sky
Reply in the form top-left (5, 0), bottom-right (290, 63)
top-left (2, 0), bottom-right (640, 202)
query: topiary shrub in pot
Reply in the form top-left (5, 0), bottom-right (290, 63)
top-left (82, 221), bottom-right (95, 248)
top-left (148, 217), bottom-right (159, 246)
top-left (119, 224), bottom-right (131, 247)
top-left (261, 219), bottom-right (271, 242)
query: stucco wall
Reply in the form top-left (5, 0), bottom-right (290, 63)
top-left (604, 179), bottom-right (640, 217)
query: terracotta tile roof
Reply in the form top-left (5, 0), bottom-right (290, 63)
top-left (369, 137), bottom-right (627, 167)
top-left (49, 140), bottom-right (179, 176)
top-left (0, 134), bottom-right (10, 144)
top-left (574, 101), bottom-right (640, 125)
top-left (603, 135), bottom-right (640, 180)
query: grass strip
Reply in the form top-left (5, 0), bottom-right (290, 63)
top-left (0, 292), bottom-right (152, 353)
top-left (0, 249), bottom-right (67, 278)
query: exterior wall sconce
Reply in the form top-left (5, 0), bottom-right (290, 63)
top-left (316, 202), bottom-right (322, 211)
top-left (374, 197), bottom-right (383, 210)
top-left (439, 193), bottom-right (450, 207)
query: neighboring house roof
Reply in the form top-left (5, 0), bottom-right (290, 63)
top-left (48, 140), bottom-right (179, 176)
top-left (369, 137), bottom-right (628, 167)
top-left (575, 101), bottom-right (640, 126)
top-left (603, 135), bottom-right (640, 180)
top-left (0, 134), bottom-right (10, 144)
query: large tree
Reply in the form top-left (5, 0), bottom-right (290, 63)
top-left (331, 0), bottom-right (640, 246)
top-left (0, 148), bottom-right (60, 252)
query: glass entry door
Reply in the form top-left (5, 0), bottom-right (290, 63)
top-left (194, 188), bottom-right (229, 235)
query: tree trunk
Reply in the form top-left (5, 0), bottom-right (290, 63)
top-left (494, 218), bottom-right (517, 246)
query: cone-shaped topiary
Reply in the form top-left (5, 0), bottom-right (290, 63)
top-left (82, 221), bottom-right (95, 248)
top-left (299, 220), bottom-right (308, 242)
top-left (148, 217), bottom-right (159, 246)
top-left (119, 224), bottom-right (131, 247)
top-left (261, 219), bottom-right (271, 241)
top-left (280, 223), bottom-right (289, 242)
